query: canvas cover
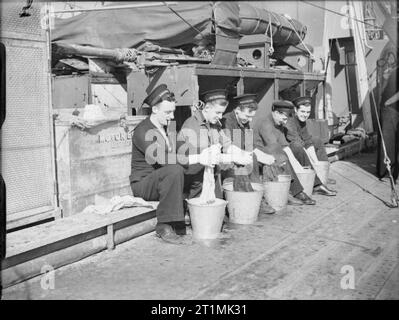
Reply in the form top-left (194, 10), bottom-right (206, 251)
top-left (51, 2), bottom-right (306, 51)
top-left (52, 2), bottom-right (215, 50)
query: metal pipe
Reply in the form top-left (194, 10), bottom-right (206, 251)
top-left (53, 43), bottom-right (139, 63)
top-left (53, 2), bottom-right (178, 14)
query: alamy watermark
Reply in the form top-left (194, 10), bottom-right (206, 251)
top-left (40, 264), bottom-right (55, 290)
top-left (340, 265), bottom-right (355, 290)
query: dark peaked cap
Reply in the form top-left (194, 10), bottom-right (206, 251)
top-left (233, 94), bottom-right (258, 107)
top-left (143, 84), bottom-right (173, 107)
top-left (272, 100), bottom-right (294, 115)
top-left (292, 96), bottom-right (312, 108)
top-left (201, 89), bottom-right (228, 103)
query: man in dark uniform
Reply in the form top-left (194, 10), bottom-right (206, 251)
top-left (221, 94), bottom-right (264, 182)
top-left (377, 66), bottom-right (398, 183)
top-left (178, 89), bottom-right (252, 200)
top-left (252, 100), bottom-right (316, 205)
top-left (222, 94), bottom-right (278, 213)
top-left (285, 96), bottom-right (337, 196)
top-left (130, 84), bottom-right (220, 244)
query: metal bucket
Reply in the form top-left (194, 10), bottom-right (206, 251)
top-left (277, 174), bottom-right (291, 182)
top-left (296, 168), bottom-right (316, 196)
top-left (187, 198), bottom-right (228, 240)
top-left (223, 182), bottom-right (264, 225)
top-left (313, 161), bottom-right (330, 185)
top-left (263, 175), bottom-right (291, 211)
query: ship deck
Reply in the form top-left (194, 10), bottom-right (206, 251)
top-left (3, 151), bottom-right (399, 300)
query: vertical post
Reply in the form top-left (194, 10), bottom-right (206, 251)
top-left (257, 79), bottom-right (275, 116)
top-left (322, 80), bottom-right (326, 121)
top-left (191, 73), bottom-right (199, 116)
top-left (0, 18), bottom-right (6, 299)
top-left (107, 224), bottom-right (115, 250)
top-left (300, 81), bottom-right (305, 96)
top-left (237, 77), bottom-right (244, 95)
top-left (264, 42), bottom-right (270, 68)
top-left (274, 78), bottom-right (280, 99)
top-left (46, 2), bottom-right (60, 213)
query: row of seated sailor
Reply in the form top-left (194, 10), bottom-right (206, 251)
top-left (129, 84), bottom-right (336, 245)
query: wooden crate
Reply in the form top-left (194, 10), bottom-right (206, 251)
top-left (55, 116), bottom-right (146, 217)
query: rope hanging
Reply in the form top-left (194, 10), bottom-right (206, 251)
top-left (285, 15), bottom-right (315, 62)
top-left (163, 2), bottom-right (205, 40)
top-left (369, 77), bottom-right (398, 207)
top-left (348, 3), bottom-right (399, 208)
top-left (301, 0), bottom-right (378, 29)
top-left (266, 12), bottom-right (274, 56)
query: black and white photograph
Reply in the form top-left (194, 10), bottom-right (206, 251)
top-left (0, 0), bottom-right (398, 305)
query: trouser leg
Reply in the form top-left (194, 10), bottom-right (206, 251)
top-left (262, 152), bottom-right (304, 196)
top-left (184, 168), bottom-right (204, 200)
top-left (289, 143), bottom-right (322, 187)
top-left (290, 143), bottom-right (312, 166)
top-left (131, 164), bottom-right (185, 223)
top-left (313, 137), bottom-right (329, 161)
top-left (285, 160), bottom-right (305, 196)
top-left (249, 154), bottom-right (261, 183)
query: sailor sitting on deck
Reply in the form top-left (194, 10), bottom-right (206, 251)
top-left (177, 89), bottom-right (253, 202)
top-left (285, 96), bottom-right (336, 196)
top-left (221, 93), bottom-right (278, 214)
top-left (252, 100), bottom-right (316, 205)
top-left (129, 84), bottom-right (221, 245)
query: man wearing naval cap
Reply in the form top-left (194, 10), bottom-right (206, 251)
top-left (286, 96), bottom-right (337, 196)
top-left (221, 93), bottom-right (278, 213)
top-left (252, 100), bottom-right (317, 205)
top-left (177, 88), bottom-right (253, 200)
top-left (288, 97), bottom-right (330, 163)
top-left (130, 84), bottom-right (223, 244)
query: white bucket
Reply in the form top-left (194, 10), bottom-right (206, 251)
top-left (187, 198), bottom-right (228, 239)
top-left (223, 182), bottom-right (264, 224)
top-left (296, 168), bottom-right (316, 196)
top-left (263, 175), bottom-right (291, 211)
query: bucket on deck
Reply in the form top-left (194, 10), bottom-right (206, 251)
top-left (296, 168), bottom-right (316, 196)
top-left (223, 182), bottom-right (264, 224)
top-left (187, 198), bottom-right (228, 239)
top-left (277, 174), bottom-right (291, 182)
top-left (313, 161), bottom-right (330, 185)
top-left (263, 175), bottom-right (291, 211)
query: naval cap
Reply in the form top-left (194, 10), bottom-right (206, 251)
top-left (292, 96), bottom-right (312, 108)
top-left (272, 100), bottom-right (294, 115)
top-left (201, 89), bottom-right (228, 103)
top-left (233, 94), bottom-right (258, 108)
top-left (143, 84), bottom-right (174, 107)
